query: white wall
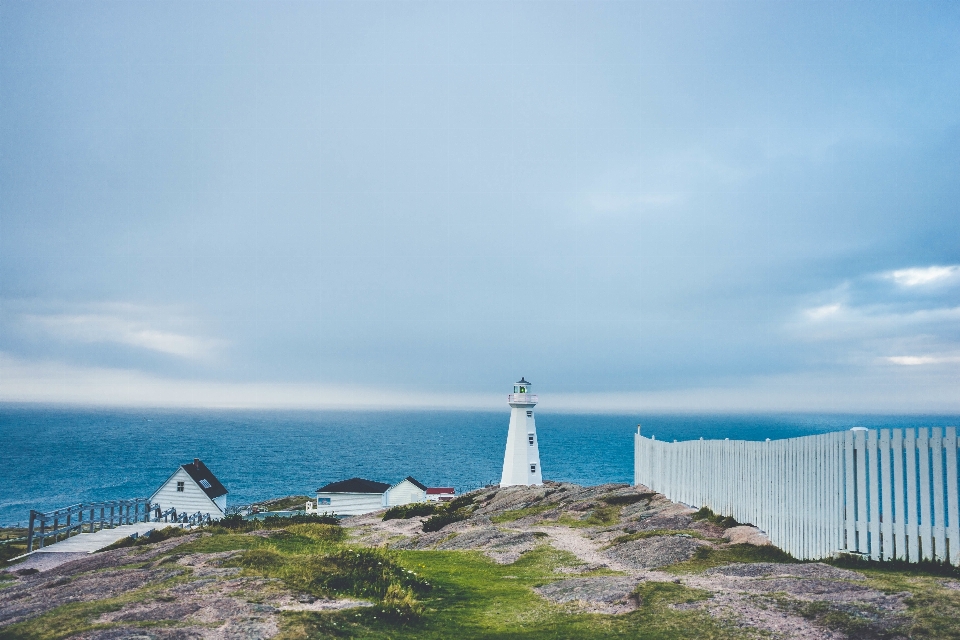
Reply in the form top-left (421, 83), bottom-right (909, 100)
top-left (316, 491), bottom-right (385, 516)
top-left (150, 468), bottom-right (224, 519)
top-left (386, 480), bottom-right (427, 506)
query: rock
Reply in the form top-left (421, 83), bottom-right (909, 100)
top-left (535, 576), bottom-right (640, 614)
top-left (603, 535), bottom-right (704, 569)
top-left (705, 562), bottom-right (864, 580)
top-left (722, 525), bottom-right (771, 546)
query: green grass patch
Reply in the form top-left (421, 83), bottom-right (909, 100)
top-left (557, 504), bottom-right (621, 528)
top-left (634, 580), bottom-right (713, 606)
top-left (691, 506), bottom-right (743, 529)
top-left (212, 513), bottom-right (339, 533)
top-left (825, 553), bottom-right (960, 579)
top-left (0, 599), bottom-right (124, 640)
top-left (97, 526), bottom-right (189, 552)
top-left (0, 561), bottom-right (200, 640)
top-left (490, 503), bottom-right (555, 523)
top-left (663, 543), bottom-right (797, 574)
top-left (607, 529), bottom-right (713, 547)
top-left (277, 545), bottom-right (750, 639)
top-left (818, 564), bottom-right (960, 639)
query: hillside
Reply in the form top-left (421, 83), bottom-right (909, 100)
top-left (2, 483), bottom-right (959, 639)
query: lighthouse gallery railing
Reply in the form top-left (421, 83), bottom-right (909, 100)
top-left (635, 427), bottom-right (960, 564)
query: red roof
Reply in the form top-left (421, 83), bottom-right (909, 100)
top-left (426, 487), bottom-right (455, 494)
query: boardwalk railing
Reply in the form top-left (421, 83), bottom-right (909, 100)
top-left (635, 427), bottom-right (960, 564)
top-left (27, 498), bottom-right (151, 552)
top-left (153, 506), bottom-right (213, 527)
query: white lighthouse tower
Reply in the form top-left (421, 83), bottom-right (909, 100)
top-left (500, 377), bottom-right (543, 487)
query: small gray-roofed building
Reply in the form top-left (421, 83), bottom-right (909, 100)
top-left (151, 458), bottom-right (227, 519)
top-left (313, 476), bottom-right (430, 516)
top-left (314, 477), bottom-right (391, 516)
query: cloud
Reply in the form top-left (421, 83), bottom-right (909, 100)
top-left (3, 354), bottom-right (958, 414)
top-left (886, 355), bottom-right (960, 366)
top-left (804, 303), bottom-right (843, 321)
top-left (15, 303), bottom-right (220, 360)
top-left (886, 265), bottom-right (960, 287)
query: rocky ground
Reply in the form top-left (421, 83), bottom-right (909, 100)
top-left (0, 534), bottom-right (370, 639)
top-left (1, 482), bottom-right (953, 639)
top-left (346, 482), bottom-right (918, 639)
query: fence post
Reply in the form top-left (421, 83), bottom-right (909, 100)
top-left (27, 510), bottom-right (36, 553)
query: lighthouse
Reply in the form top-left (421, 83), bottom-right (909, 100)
top-left (500, 377), bottom-right (543, 487)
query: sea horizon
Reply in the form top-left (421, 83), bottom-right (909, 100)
top-left (2, 403), bottom-right (958, 527)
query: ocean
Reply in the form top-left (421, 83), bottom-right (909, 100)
top-left (1, 405), bottom-right (958, 526)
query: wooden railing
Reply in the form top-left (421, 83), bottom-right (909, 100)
top-left (27, 498), bottom-right (151, 552)
top-left (153, 505), bottom-right (213, 527)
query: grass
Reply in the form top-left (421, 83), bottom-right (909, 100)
top-left (258, 495), bottom-right (314, 511)
top-left (825, 553), bottom-right (960, 579)
top-left (97, 525), bottom-right (189, 552)
top-left (276, 546), bottom-right (752, 640)
top-left (211, 513), bottom-right (339, 533)
top-left (606, 529), bottom-right (718, 547)
top-left (12, 502), bottom-right (960, 640)
top-left (780, 598), bottom-right (907, 640)
top-left (0, 558), bottom-right (202, 640)
top-left (690, 507), bottom-right (742, 530)
top-left (662, 543), bottom-right (797, 574)
top-left (557, 505), bottom-right (621, 528)
top-left (824, 563), bottom-right (960, 639)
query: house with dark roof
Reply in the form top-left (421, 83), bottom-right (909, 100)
top-left (385, 476), bottom-right (427, 506)
top-left (309, 475), bottom-right (430, 516)
top-left (150, 458), bottom-right (227, 519)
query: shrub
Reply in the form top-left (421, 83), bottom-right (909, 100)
top-left (96, 526), bottom-right (188, 552)
top-left (422, 510), bottom-right (467, 532)
top-left (383, 503), bottom-right (439, 521)
top-left (380, 582), bottom-right (426, 621)
top-left (287, 523), bottom-right (346, 542)
top-left (213, 512), bottom-right (339, 533)
top-left (446, 494), bottom-right (476, 511)
top-left (691, 506), bottom-right (744, 529)
top-left (263, 513), bottom-right (340, 527)
top-left (827, 553), bottom-right (960, 578)
top-left (309, 548), bottom-right (431, 601)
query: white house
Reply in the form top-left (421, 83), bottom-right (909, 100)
top-left (312, 477), bottom-right (391, 516)
top-left (150, 458), bottom-right (227, 520)
top-left (308, 476), bottom-right (431, 516)
top-left (385, 476), bottom-right (427, 506)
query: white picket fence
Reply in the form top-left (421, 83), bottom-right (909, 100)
top-left (634, 427), bottom-right (960, 564)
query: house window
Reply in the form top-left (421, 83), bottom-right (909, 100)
top-left (176, 481), bottom-right (185, 492)
top-left (199, 479), bottom-right (212, 489)
top-left (526, 411), bottom-right (533, 417)
top-left (530, 464), bottom-right (537, 474)
top-left (528, 434), bottom-right (535, 446)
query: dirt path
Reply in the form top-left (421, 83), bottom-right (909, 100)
top-left (528, 525), bottom-right (633, 573)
